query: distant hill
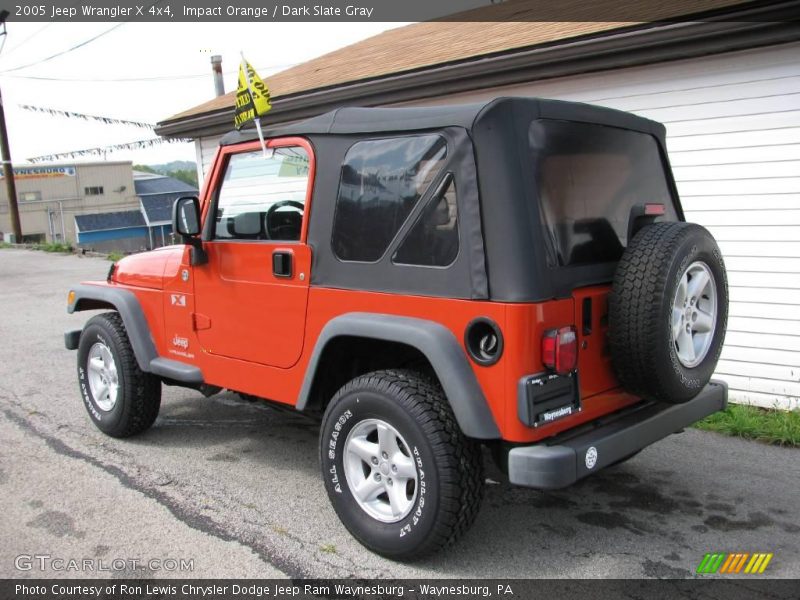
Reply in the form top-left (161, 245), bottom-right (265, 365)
top-left (134, 161), bottom-right (198, 188)
top-left (150, 161), bottom-right (196, 173)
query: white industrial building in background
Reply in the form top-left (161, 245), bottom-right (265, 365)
top-left (156, 6), bottom-right (800, 409)
top-left (0, 161), bottom-right (139, 244)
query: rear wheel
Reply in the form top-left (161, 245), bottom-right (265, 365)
top-left (609, 222), bottom-right (728, 403)
top-left (319, 369), bottom-right (483, 560)
top-left (77, 312), bottom-right (161, 437)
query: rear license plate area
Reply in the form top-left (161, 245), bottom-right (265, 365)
top-left (519, 371), bottom-right (581, 427)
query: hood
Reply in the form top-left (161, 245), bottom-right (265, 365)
top-left (113, 245), bottom-right (184, 290)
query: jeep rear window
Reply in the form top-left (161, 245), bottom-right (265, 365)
top-left (533, 120), bottom-right (678, 267)
top-left (332, 135), bottom-right (447, 262)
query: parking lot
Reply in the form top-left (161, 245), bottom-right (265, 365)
top-left (1, 248), bottom-right (798, 579)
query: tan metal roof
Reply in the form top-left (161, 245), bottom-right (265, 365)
top-left (159, 0), bottom-right (748, 126)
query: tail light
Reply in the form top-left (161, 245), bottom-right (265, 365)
top-left (542, 326), bottom-right (578, 375)
top-left (644, 203), bottom-right (666, 216)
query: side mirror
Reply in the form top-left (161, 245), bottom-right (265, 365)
top-left (173, 196), bottom-right (201, 237)
top-left (172, 196), bottom-right (207, 266)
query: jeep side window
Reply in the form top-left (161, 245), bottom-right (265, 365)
top-left (332, 135), bottom-right (447, 262)
top-left (393, 173), bottom-right (459, 267)
top-left (214, 146), bottom-right (310, 241)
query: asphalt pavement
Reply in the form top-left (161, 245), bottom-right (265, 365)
top-left (1, 248), bottom-right (798, 579)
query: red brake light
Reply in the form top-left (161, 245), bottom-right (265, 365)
top-left (645, 203), bottom-right (666, 216)
top-left (542, 326), bottom-right (578, 375)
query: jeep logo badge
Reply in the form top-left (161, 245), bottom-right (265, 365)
top-left (585, 447), bottom-right (598, 470)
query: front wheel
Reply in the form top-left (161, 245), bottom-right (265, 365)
top-left (76, 312), bottom-right (161, 438)
top-left (319, 370), bottom-right (483, 560)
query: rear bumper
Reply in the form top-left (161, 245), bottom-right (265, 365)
top-left (507, 380), bottom-right (727, 489)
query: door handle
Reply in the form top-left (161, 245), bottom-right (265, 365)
top-left (272, 250), bottom-right (293, 278)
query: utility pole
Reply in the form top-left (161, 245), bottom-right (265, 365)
top-left (0, 11), bottom-right (21, 242)
top-left (0, 86), bottom-right (22, 242)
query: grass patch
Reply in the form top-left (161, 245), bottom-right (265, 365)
top-left (693, 404), bottom-right (800, 447)
top-left (33, 242), bottom-right (73, 253)
top-left (319, 544), bottom-right (337, 554)
top-left (0, 242), bottom-right (12, 249)
top-left (106, 251), bottom-right (124, 262)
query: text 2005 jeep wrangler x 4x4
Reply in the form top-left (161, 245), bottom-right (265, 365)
top-left (65, 97), bottom-right (728, 559)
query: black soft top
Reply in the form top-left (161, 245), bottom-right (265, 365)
top-left (217, 97), bottom-right (678, 302)
top-left (220, 97), bottom-right (666, 145)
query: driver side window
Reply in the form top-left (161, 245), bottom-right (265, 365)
top-left (214, 146), bottom-right (310, 241)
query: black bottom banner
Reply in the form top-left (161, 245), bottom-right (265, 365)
top-left (3, 579), bottom-right (800, 600)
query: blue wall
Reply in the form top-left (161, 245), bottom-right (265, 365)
top-left (77, 226), bottom-right (150, 244)
top-left (153, 224), bottom-right (173, 242)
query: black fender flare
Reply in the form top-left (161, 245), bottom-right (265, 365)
top-left (296, 312), bottom-right (501, 440)
top-left (67, 284), bottom-right (202, 385)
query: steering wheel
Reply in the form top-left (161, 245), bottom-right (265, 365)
top-left (265, 200), bottom-right (304, 240)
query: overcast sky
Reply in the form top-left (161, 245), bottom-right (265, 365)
top-left (0, 22), bottom-right (404, 166)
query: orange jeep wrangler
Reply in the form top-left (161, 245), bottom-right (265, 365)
top-left (65, 98), bottom-right (728, 559)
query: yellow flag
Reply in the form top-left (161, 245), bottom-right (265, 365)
top-left (234, 60), bottom-right (272, 129)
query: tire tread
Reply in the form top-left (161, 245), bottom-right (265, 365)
top-left (608, 222), bottom-right (727, 402)
top-left (82, 312), bottom-right (161, 437)
top-left (323, 369), bottom-right (483, 559)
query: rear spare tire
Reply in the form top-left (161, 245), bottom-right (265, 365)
top-left (609, 222), bottom-right (728, 403)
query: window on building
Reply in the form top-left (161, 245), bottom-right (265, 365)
top-left (84, 186), bottom-right (104, 196)
top-left (332, 135), bottom-right (448, 262)
top-left (20, 233), bottom-right (46, 243)
top-left (214, 146), bottom-right (310, 241)
top-left (20, 191), bottom-right (41, 202)
top-left (393, 174), bottom-right (459, 267)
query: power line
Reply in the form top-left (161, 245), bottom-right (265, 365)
top-left (0, 23), bottom-right (53, 58)
top-left (0, 62), bottom-right (298, 83)
top-left (0, 0), bottom-right (166, 73)
top-left (0, 0), bottom-right (83, 58)
top-left (0, 22), bottom-right (126, 73)
top-left (0, 24), bottom-right (7, 56)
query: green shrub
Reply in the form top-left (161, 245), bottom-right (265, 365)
top-left (694, 404), bottom-right (800, 446)
top-left (33, 242), bottom-right (74, 253)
